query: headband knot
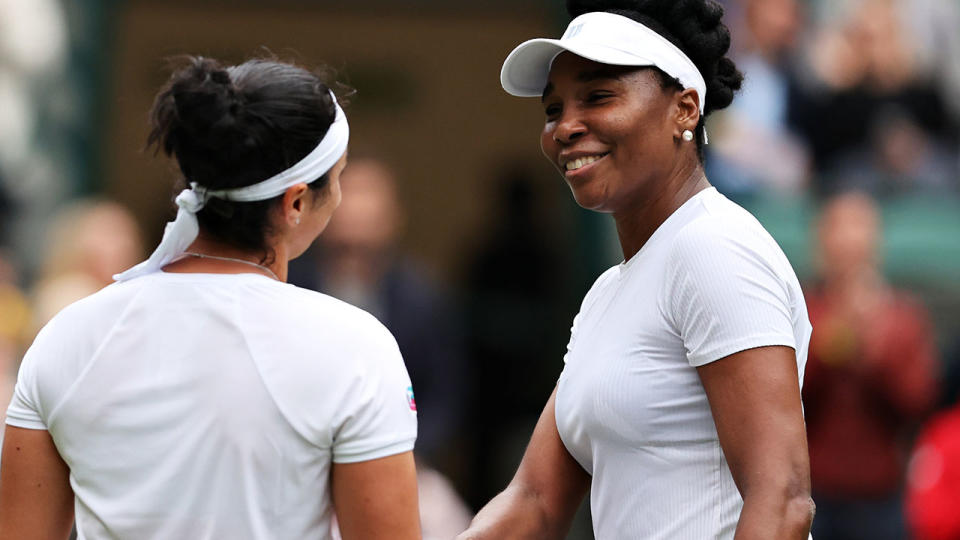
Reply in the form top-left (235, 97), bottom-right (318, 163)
top-left (176, 185), bottom-right (207, 213)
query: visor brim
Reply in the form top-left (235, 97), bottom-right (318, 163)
top-left (500, 38), bottom-right (656, 97)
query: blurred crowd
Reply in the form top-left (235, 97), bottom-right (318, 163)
top-left (1, 0), bottom-right (959, 539)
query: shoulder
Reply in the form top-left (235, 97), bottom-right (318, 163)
top-left (267, 283), bottom-right (400, 362)
top-left (35, 280), bottom-right (140, 346)
top-left (281, 284), bottom-right (392, 334)
top-left (671, 193), bottom-right (779, 260)
top-left (665, 193), bottom-right (794, 290)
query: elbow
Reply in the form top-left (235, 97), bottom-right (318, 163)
top-left (781, 468), bottom-right (814, 534)
top-left (786, 493), bottom-right (816, 534)
top-left (740, 471), bottom-right (814, 537)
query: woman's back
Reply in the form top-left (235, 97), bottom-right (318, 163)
top-left (7, 272), bottom-right (417, 539)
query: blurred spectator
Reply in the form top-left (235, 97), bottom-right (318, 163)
top-left (708, 0), bottom-right (811, 198)
top-left (0, 169), bottom-right (12, 246)
top-left (828, 108), bottom-right (959, 198)
top-left (894, 0), bottom-right (960, 121)
top-left (788, 0), bottom-right (958, 195)
top-left (803, 192), bottom-right (939, 540)
top-left (0, 0), bottom-right (72, 272)
top-left (460, 163), bottom-right (571, 508)
top-left (31, 199), bottom-right (142, 328)
top-left (287, 158), bottom-right (468, 469)
top-left (0, 251), bottom-right (31, 455)
top-left (0, 0), bottom-right (67, 164)
top-left (906, 403), bottom-right (960, 540)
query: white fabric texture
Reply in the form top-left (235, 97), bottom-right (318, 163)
top-left (555, 188), bottom-right (811, 539)
top-left (113, 93), bottom-right (348, 282)
top-left (6, 272), bottom-right (416, 540)
top-left (500, 11), bottom-right (707, 114)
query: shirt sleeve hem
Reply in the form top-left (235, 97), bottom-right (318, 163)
top-left (332, 435), bottom-right (416, 464)
top-left (5, 416), bottom-right (48, 430)
top-left (688, 336), bottom-right (796, 367)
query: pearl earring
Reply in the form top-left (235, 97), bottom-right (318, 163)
top-left (295, 217), bottom-right (301, 225)
top-left (682, 129), bottom-right (694, 142)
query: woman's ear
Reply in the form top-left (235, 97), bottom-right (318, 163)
top-left (673, 88), bottom-right (701, 139)
top-left (281, 183), bottom-right (310, 227)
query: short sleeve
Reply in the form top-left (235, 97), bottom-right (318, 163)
top-left (666, 218), bottom-right (797, 367)
top-left (331, 327), bottom-right (418, 464)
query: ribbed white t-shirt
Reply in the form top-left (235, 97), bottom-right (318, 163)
top-left (556, 187), bottom-right (811, 539)
top-left (6, 272), bottom-right (417, 540)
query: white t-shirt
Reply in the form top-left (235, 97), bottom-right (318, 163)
top-left (556, 187), bottom-right (811, 539)
top-left (6, 272), bottom-right (417, 540)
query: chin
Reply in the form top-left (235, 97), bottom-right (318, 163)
top-left (568, 184), bottom-right (612, 213)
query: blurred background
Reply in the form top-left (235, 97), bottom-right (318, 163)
top-left (0, 0), bottom-right (958, 538)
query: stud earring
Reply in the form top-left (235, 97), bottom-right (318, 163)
top-left (682, 129), bottom-right (694, 142)
top-left (295, 216), bottom-right (301, 225)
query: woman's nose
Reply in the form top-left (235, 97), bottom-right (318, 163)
top-left (553, 113), bottom-right (587, 145)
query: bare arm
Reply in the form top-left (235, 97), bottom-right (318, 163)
top-left (457, 388), bottom-right (590, 540)
top-left (697, 345), bottom-right (814, 540)
top-left (0, 426), bottom-right (74, 540)
top-left (332, 450), bottom-right (420, 540)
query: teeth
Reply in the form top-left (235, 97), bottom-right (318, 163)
top-left (565, 154), bottom-right (605, 171)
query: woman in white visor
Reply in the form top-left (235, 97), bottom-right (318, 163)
top-left (1, 57), bottom-right (420, 539)
top-left (460, 1), bottom-right (813, 539)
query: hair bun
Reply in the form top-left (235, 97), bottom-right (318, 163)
top-left (169, 58), bottom-right (242, 143)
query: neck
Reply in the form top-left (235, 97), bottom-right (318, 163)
top-left (613, 158), bottom-right (709, 262)
top-left (164, 235), bottom-right (288, 282)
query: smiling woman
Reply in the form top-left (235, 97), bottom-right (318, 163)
top-left (458, 1), bottom-right (815, 539)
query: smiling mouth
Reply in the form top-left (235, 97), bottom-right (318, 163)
top-left (564, 153), bottom-right (609, 172)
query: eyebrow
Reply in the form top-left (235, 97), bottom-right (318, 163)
top-left (541, 67), bottom-right (625, 102)
top-left (541, 83), bottom-right (554, 102)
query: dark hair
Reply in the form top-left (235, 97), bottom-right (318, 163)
top-left (148, 56), bottom-right (339, 261)
top-left (567, 0), bottom-right (743, 157)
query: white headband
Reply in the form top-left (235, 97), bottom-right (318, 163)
top-left (114, 92), bottom-right (349, 282)
top-left (501, 12), bottom-right (707, 116)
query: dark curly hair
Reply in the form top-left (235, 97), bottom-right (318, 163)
top-left (148, 56), bottom-right (340, 261)
top-left (567, 0), bottom-right (743, 157)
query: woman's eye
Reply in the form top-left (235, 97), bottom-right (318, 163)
top-left (586, 92), bottom-right (612, 102)
top-left (544, 104), bottom-right (561, 118)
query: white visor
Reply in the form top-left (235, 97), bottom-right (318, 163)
top-left (500, 12), bottom-right (707, 115)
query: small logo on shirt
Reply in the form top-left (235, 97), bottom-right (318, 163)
top-left (406, 386), bottom-right (417, 412)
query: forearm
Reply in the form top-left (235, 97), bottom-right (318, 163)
top-left (734, 490), bottom-right (814, 540)
top-left (459, 389), bottom-right (588, 539)
top-left (457, 484), bottom-right (560, 540)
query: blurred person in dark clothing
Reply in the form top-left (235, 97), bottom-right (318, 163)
top-left (803, 191), bottom-right (939, 540)
top-left (460, 165), bottom-right (570, 509)
top-left (288, 158), bottom-right (467, 468)
top-left (788, 0), bottom-right (958, 192)
top-left (827, 108), bottom-right (959, 198)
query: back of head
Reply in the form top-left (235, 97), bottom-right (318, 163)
top-left (148, 56), bottom-right (338, 258)
top-left (566, 0), bottom-right (743, 120)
